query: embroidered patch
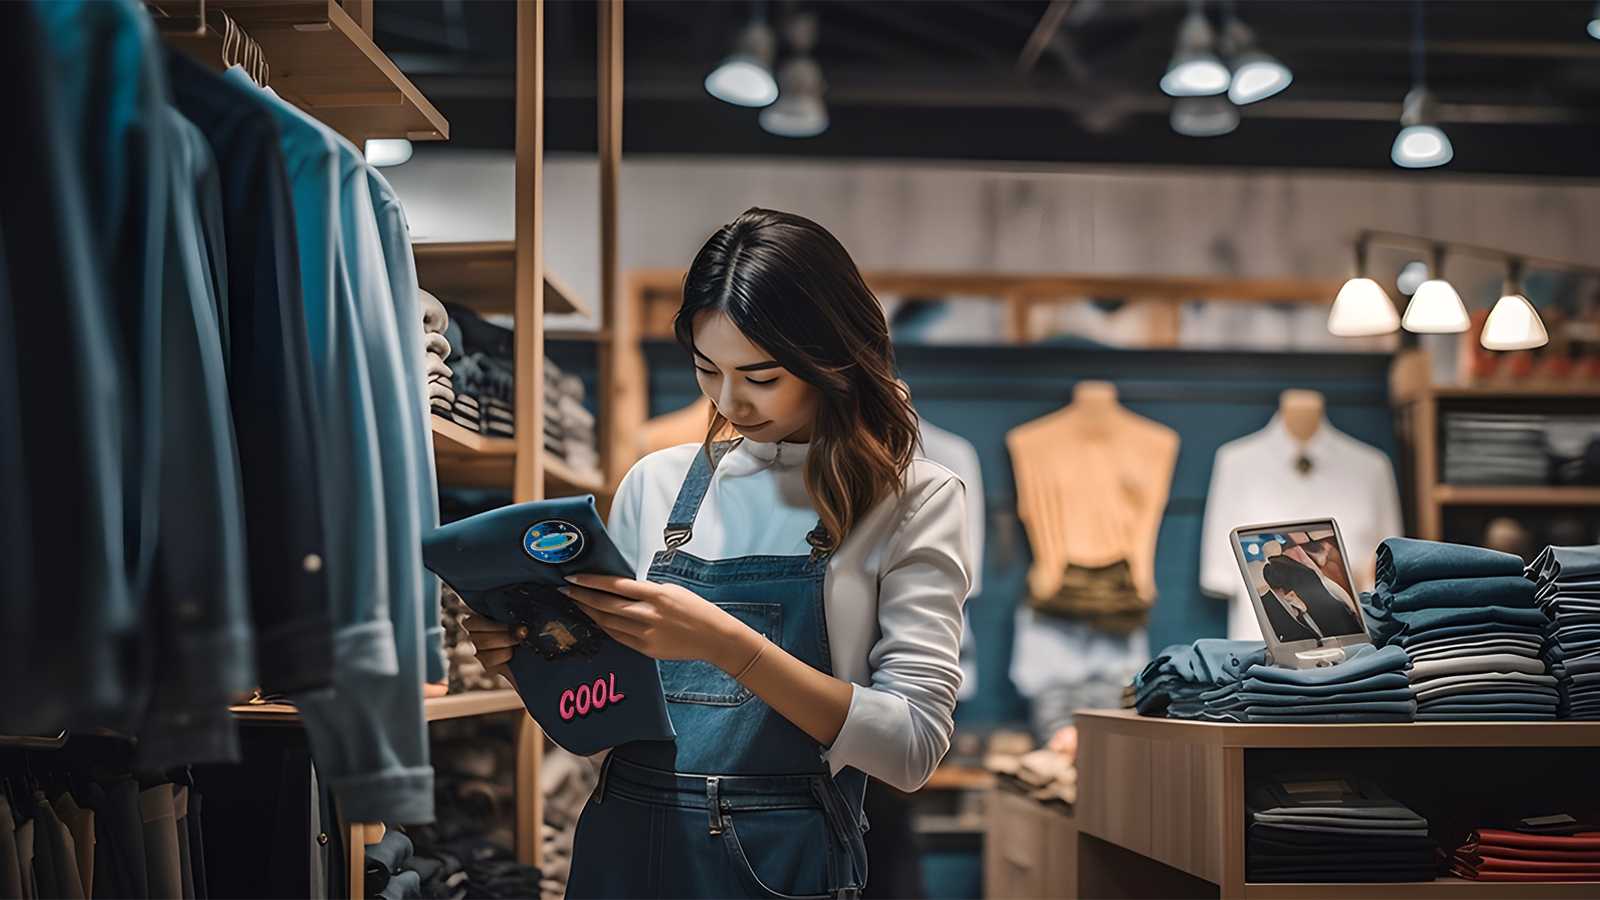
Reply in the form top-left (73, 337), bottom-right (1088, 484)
top-left (523, 519), bottom-right (585, 564)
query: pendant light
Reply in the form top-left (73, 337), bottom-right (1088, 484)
top-left (1161, 1), bottom-right (1230, 97)
top-left (705, 5), bottom-right (779, 108)
top-left (1589, 1), bottom-right (1600, 40)
top-left (1401, 246), bottom-right (1468, 333)
top-left (1396, 260), bottom-right (1429, 296)
top-left (1220, 5), bottom-right (1291, 105)
top-left (760, 11), bottom-right (828, 138)
top-left (1328, 240), bottom-right (1400, 337)
top-left (1170, 96), bottom-right (1238, 137)
top-left (1392, 2), bottom-right (1452, 168)
top-left (1481, 260), bottom-right (1550, 350)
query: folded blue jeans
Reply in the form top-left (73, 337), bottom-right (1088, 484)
top-left (1384, 620), bottom-right (1547, 648)
top-left (1377, 538), bottom-right (1524, 592)
top-left (1241, 645), bottom-right (1410, 686)
top-left (1363, 603), bottom-right (1550, 644)
top-left (1370, 575), bottom-right (1536, 613)
top-left (1201, 671), bottom-right (1411, 701)
top-left (1208, 689), bottom-right (1417, 709)
top-left (1528, 545), bottom-right (1600, 585)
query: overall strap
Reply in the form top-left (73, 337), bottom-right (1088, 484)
top-left (661, 441), bottom-right (733, 551)
top-left (660, 439), bottom-right (835, 560)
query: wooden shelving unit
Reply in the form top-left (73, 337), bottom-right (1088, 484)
top-left (1074, 710), bottom-right (1600, 900)
top-left (413, 241), bottom-right (590, 316)
top-left (430, 417), bottom-right (605, 496)
top-left (230, 688), bottom-right (524, 723)
top-left (1390, 350), bottom-right (1600, 539)
top-left (155, 0), bottom-right (448, 143)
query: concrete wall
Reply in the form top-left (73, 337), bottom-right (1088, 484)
top-left (385, 150), bottom-right (1600, 329)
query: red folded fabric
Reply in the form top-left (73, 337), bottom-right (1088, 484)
top-left (1452, 864), bottom-right (1600, 882)
top-left (1458, 839), bottom-right (1600, 863)
top-left (1461, 856), bottom-right (1600, 873)
top-left (1471, 830), bottom-right (1600, 851)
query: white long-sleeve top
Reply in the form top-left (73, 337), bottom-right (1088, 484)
top-left (607, 437), bottom-right (972, 792)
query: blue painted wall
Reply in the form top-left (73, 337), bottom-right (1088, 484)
top-left (552, 340), bottom-right (1399, 728)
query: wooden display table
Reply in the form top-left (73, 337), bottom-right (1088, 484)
top-left (984, 778), bottom-right (1077, 899)
top-left (1074, 710), bottom-right (1600, 900)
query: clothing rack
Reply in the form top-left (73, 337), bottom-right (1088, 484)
top-left (149, 2), bottom-right (270, 86)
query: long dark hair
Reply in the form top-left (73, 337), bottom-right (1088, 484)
top-left (676, 208), bottom-right (918, 551)
top-left (1263, 557), bottom-right (1333, 603)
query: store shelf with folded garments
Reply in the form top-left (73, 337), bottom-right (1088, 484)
top-left (430, 418), bottom-right (605, 496)
top-left (231, 688), bottom-right (525, 724)
top-left (156, 0), bottom-right (448, 143)
top-left (412, 242), bottom-right (591, 316)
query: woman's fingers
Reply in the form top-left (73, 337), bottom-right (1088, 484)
top-left (476, 645), bottom-right (515, 669)
top-left (470, 627), bottom-right (526, 651)
top-left (561, 585), bottom-right (659, 623)
top-left (581, 604), bottom-right (651, 639)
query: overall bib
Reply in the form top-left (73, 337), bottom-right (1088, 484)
top-left (566, 443), bottom-right (870, 899)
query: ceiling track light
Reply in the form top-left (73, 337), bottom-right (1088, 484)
top-left (1328, 239), bottom-right (1400, 337)
top-left (1482, 259), bottom-right (1550, 351)
top-left (1220, 3), bottom-right (1291, 105)
top-left (760, 10), bottom-right (828, 138)
top-left (705, 3), bottom-right (779, 108)
top-left (1401, 245), bottom-right (1469, 333)
top-left (1392, 1), bottom-right (1452, 168)
top-left (1161, 0), bottom-right (1230, 97)
top-left (1589, 1), bottom-right (1600, 40)
top-left (1170, 96), bottom-right (1238, 137)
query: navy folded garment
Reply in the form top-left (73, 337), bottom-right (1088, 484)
top-left (1377, 538), bottom-right (1525, 592)
top-left (422, 496), bottom-right (675, 755)
top-left (1363, 602), bottom-right (1551, 645)
top-left (1415, 687), bottom-right (1560, 705)
top-left (1528, 545), bottom-right (1600, 585)
top-left (1132, 640), bottom-right (1268, 716)
top-left (1371, 575), bottom-right (1537, 613)
top-left (1417, 701), bottom-right (1558, 716)
top-left (1386, 620), bottom-right (1547, 649)
top-left (1206, 705), bottom-right (1416, 723)
top-left (1201, 671), bottom-right (1412, 701)
top-left (1209, 689), bottom-right (1418, 709)
top-left (1416, 710), bottom-right (1555, 721)
top-left (1242, 645), bottom-right (1411, 686)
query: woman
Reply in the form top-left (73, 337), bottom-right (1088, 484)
top-left (467, 209), bottom-right (972, 898)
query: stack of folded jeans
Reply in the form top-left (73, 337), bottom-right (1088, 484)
top-left (1192, 645), bottom-right (1416, 723)
top-left (1132, 641), bottom-right (1416, 723)
top-left (1451, 826), bottom-right (1600, 882)
top-left (1247, 778), bottom-right (1437, 883)
top-left (1527, 545), bottom-right (1600, 719)
top-left (1362, 538), bottom-right (1556, 721)
top-left (365, 830), bottom-right (422, 900)
top-left (442, 304), bottom-right (516, 437)
top-left (1131, 640), bottom-right (1267, 716)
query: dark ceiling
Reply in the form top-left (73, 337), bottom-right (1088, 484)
top-left (376, 0), bottom-right (1600, 177)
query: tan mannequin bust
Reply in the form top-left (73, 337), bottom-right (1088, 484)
top-left (1279, 389), bottom-right (1325, 444)
top-left (1006, 380), bottom-right (1180, 606)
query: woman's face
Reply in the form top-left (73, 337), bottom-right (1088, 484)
top-left (692, 311), bottom-right (819, 443)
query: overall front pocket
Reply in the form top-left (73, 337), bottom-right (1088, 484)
top-left (660, 602), bottom-right (782, 705)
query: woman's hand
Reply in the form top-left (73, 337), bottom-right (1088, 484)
top-left (559, 574), bottom-right (761, 674)
top-left (463, 614), bottom-right (527, 686)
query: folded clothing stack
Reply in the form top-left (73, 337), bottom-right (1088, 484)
top-left (543, 359), bottom-right (600, 476)
top-left (442, 304), bottom-right (516, 437)
top-left (1247, 778), bottom-right (1437, 883)
top-left (1132, 640), bottom-right (1416, 723)
top-left (1131, 639), bottom-right (1267, 716)
top-left (1192, 645), bottom-right (1416, 723)
top-left (365, 830), bottom-right (421, 900)
top-left (420, 290), bottom-right (456, 421)
top-left (1527, 545), bottom-right (1600, 719)
top-left (1362, 538), bottom-right (1556, 721)
top-left (1451, 824), bottom-right (1600, 882)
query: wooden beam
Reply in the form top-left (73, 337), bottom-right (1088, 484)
top-left (512, 0), bottom-right (545, 506)
top-left (1016, 0), bottom-right (1073, 74)
top-left (598, 0), bottom-right (645, 487)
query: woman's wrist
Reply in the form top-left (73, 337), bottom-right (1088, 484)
top-left (712, 617), bottom-right (766, 677)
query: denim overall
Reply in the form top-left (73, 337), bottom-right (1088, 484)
top-left (566, 442), bottom-right (870, 899)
